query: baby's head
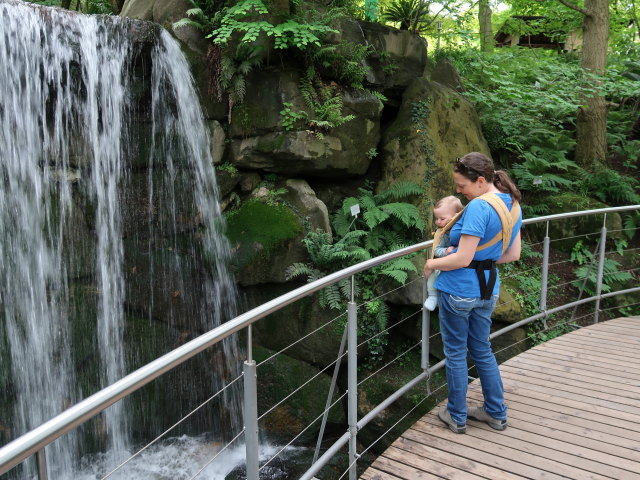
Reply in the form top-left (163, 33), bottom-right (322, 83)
top-left (433, 195), bottom-right (463, 228)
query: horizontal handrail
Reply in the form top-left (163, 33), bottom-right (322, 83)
top-left (0, 204), bottom-right (638, 475)
top-left (299, 284), bottom-right (640, 480)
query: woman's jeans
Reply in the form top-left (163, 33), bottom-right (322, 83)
top-left (438, 291), bottom-right (507, 425)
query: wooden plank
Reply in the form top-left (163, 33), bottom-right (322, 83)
top-left (360, 318), bottom-right (640, 480)
top-left (367, 455), bottom-right (444, 480)
top-left (467, 390), bottom-right (640, 458)
top-left (404, 422), bottom-right (568, 480)
top-left (523, 349), bottom-right (640, 381)
top-left (499, 363), bottom-right (640, 400)
top-left (360, 468), bottom-right (404, 480)
top-left (500, 365), bottom-right (640, 408)
top-left (500, 379), bottom-right (640, 426)
top-left (383, 445), bottom-right (487, 480)
top-left (569, 329), bottom-right (640, 346)
top-left (553, 333), bottom-right (640, 353)
top-left (470, 384), bottom-right (640, 441)
top-left (417, 416), bottom-right (612, 480)
top-left (419, 414), bottom-right (630, 479)
top-left (449, 406), bottom-right (640, 477)
top-left (389, 437), bottom-right (526, 480)
top-left (506, 355), bottom-right (640, 387)
top-left (538, 337), bottom-right (640, 364)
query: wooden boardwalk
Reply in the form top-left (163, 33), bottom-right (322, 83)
top-left (361, 316), bottom-right (640, 480)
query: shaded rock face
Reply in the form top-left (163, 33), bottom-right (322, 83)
top-left (242, 284), bottom-right (344, 368)
top-left (378, 79), bottom-right (490, 230)
top-left (225, 180), bottom-right (331, 286)
top-left (253, 345), bottom-right (345, 442)
top-left (121, 0), bottom-right (207, 54)
top-left (227, 69), bottom-right (383, 177)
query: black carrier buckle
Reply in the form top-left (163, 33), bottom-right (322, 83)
top-left (465, 259), bottom-right (497, 300)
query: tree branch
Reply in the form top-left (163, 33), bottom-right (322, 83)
top-left (555, 0), bottom-right (590, 17)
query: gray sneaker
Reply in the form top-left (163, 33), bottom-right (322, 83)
top-left (468, 405), bottom-right (507, 431)
top-left (438, 405), bottom-right (466, 434)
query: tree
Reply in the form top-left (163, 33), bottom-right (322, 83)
top-left (555, 0), bottom-right (610, 167)
top-left (479, 0), bottom-right (494, 52)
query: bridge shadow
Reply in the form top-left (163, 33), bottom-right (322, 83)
top-left (361, 316), bottom-right (640, 480)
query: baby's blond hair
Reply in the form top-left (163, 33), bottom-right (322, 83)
top-left (434, 195), bottom-right (463, 213)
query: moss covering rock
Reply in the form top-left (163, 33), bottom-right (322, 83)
top-left (378, 79), bottom-right (490, 228)
top-left (226, 198), bottom-right (304, 285)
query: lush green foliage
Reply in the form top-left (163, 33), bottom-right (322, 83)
top-left (443, 47), bottom-right (640, 214)
top-left (279, 67), bottom-right (357, 134)
top-left (205, 0), bottom-right (338, 49)
top-left (381, 0), bottom-right (431, 33)
top-left (570, 240), bottom-right (634, 296)
top-left (286, 182), bottom-right (425, 365)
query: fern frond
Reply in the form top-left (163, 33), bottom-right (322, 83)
top-left (378, 181), bottom-right (423, 201)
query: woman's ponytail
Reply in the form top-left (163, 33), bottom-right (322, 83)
top-left (494, 170), bottom-right (521, 203)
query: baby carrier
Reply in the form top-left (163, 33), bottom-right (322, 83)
top-left (431, 193), bottom-right (521, 299)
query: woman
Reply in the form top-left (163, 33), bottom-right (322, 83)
top-left (424, 152), bottom-right (522, 434)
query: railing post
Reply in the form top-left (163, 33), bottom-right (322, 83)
top-left (421, 275), bottom-right (431, 394)
top-left (540, 221), bottom-right (550, 329)
top-left (347, 276), bottom-right (358, 480)
top-left (594, 215), bottom-right (608, 323)
top-left (36, 449), bottom-right (48, 480)
top-left (244, 325), bottom-right (259, 480)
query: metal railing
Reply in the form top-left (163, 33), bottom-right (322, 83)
top-left (0, 204), bottom-right (639, 479)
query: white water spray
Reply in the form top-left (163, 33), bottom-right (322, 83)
top-left (0, 1), bottom-right (240, 477)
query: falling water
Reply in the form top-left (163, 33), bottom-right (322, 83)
top-left (0, 0), bottom-right (240, 477)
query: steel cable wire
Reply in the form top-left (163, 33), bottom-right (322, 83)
top-left (188, 429), bottom-right (245, 480)
top-left (102, 372), bottom-right (244, 479)
top-left (357, 276), bottom-right (422, 309)
top-left (548, 230), bottom-right (601, 244)
top-left (336, 382), bottom-right (449, 480)
top-left (258, 392), bottom-right (347, 472)
top-left (357, 308), bottom-right (422, 349)
top-left (257, 311), bottom-right (346, 367)
top-left (258, 350), bottom-right (348, 421)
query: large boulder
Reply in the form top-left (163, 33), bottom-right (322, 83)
top-left (281, 179), bottom-right (332, 236)
top-left (121, 0), bottom-right (207, 55)
top-left (378, 78), bottom-right (490, 230)
top-left (325, 18), bottom-right (428, 98)
top-left (227, 68), bottom-right (382, 177)
top-left (360, 21), bottom-right (428, 95)
top-left (226, 198), bottom-right (304, 285)
top-left (225, 180), bottom-right (331, 286)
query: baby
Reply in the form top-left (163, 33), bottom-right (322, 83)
top-left (424, 195), bottom-right (463, 311)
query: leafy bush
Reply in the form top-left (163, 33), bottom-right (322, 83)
top-left (286, 182), bottom-right (425, 366)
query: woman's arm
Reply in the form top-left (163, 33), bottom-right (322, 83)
top-left (424, 234), bottom-right (480, 277)
top-left (496, 231), bottom-right (521, 264)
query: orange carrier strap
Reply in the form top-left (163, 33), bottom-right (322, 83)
top-left (430, 193), bottom-right (520, 260)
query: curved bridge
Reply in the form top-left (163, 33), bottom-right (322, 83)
top-left (362, 316), bottom-right (640, 480)
top-left (1, 205), bottom-right (639, 480)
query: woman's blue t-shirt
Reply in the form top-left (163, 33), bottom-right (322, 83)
top-left (434, 193), bottom-right (522, 298)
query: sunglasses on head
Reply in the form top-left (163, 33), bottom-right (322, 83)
top-left (455, 157), bottom-right (481, 177)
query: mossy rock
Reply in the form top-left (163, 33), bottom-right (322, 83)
top-left (225, 199), bottom-right (304, 285)
top-left (378, 78), bottom-right (490, 230)
top-left (254, 345), bottom-right (345, 443)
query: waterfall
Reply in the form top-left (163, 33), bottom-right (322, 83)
top-left (0, 1), bottom-right (241, 477)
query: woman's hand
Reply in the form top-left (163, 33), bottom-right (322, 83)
top-left (427, 235), bottom-right (481, 271)
top-left (423, 261), bottom-right (434, 279)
